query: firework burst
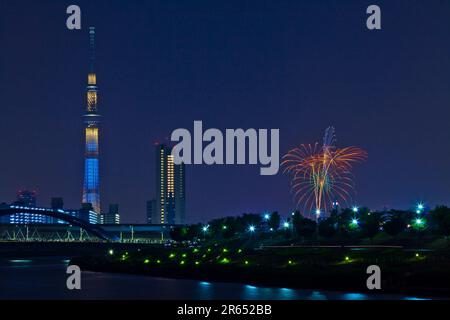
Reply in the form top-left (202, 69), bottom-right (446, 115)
top-left (282, 127), bottom-right (367, 220)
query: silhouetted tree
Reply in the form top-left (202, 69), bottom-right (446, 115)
top-left (268, 211), bottom-right (280, 231)
top-left (360, 212), bottom-right (382, 244)
top-left (292, 211), bottom-right (316, 240)
top-left (383, 211), bottom-right (407, 238)
top-left (170, 226), bottom-right (189, 242)
top-left (318, 217), bottom-right (337, 239)
top-left (430, 206), bottom-right (450, 246)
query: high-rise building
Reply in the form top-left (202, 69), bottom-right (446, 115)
top-left (15, 190), bottom-right (37, 207)
top-left (146, 199), bottom-right (156, 224)
top-left (102, 204), bottom-right (120, 224)
top-left (9, 190), bottom-right (48, 224)
top-left (82, 27), bottom-right (101, 217)
top-left (79, 203), bottom-right (99, 224)
top-left (154, 144), bottom-right (186, 224)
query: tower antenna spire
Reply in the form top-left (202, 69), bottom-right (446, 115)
top-left (89, 27), bottom-right (95, 72)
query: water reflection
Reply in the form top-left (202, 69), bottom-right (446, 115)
top-left (198, 281), bottom-right (213, 299)
top-left (342, 293), bottom-right (368, 300)
top-left (278, 288), bottom-right (297, 300)
top-left (0, 258), bottom-right (433, 300)
top-left (9, 259), bottom-right (33, 263)
top-left (309, 291), bottom-right (327, 300)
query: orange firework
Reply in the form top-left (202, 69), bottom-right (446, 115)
top-left (282, 127), bottom-right (367, 220)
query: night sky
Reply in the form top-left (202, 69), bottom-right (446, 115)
top-left (1, 0), bottom-right (450, 223)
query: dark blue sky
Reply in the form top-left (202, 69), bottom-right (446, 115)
top-left (1, 0), bottom-right (450, 223)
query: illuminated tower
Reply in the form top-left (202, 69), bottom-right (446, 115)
top-left (82, 27), bottom-right (101, 214)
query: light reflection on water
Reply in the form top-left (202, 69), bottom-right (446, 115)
top-left (309, 291), bottom-right (327, 300)
top-left (342, 293), bottom-right (368, 300)
top-left (0, 258), bottom-right (433, 300)
top-left (197, 282), bottom-right (429, 300)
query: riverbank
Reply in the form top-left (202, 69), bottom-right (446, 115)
top-left (71, 245), bottom-right (450, 298)
top-left (0, 241), bottom-right (161, 258)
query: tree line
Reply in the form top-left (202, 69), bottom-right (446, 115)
top-left (170, 206), bottom-right (450, 245)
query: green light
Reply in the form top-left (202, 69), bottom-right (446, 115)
top-left (195, 261), bottom-right (200, 265)
top-left (345, 256), bottom-right (350, 261)
top-left (237, 249), bottom-right (242, 253)
top-left (207, 248), bottom-right (211, 252)
top-left (222, 225), bottom-right (227, 230)
top-left (288, 260), bottom-right (293, 265)
top-left (156, 259), bottom-right (161, 264)
top-left (193, 248), bottom-right (199, 253)
top-left (219, 258), bottom-right (230, 264)
top-left (108, 249), bottom-right (114, 256)
top-left (180, 260), bottom-right (185, 265)
top-left (144, 259), bottom-right (150, 264)
top-left (182, 253), bottom-right (187, 258)
top-left (415, 253), bottom-right (419, 257)
top-left (169, 253), bottom-right (176, 258)
top-left (244, 260), bottom-right (249, 265)
top-left (222, 248), bottom-right (228, 253)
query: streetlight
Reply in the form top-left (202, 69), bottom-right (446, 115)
top-left (248, 225), bottom-right (256, 233)
top-left (201, 225), bottom-right (209, 240)
top-left (283, 222), bottom-right (290, 229)
top-left (351, 218), bottom-right (359, 226)
top-left (416, 203), bottom-right (424, 214)
top-left (263, 213), bottom-right (270, 221)
top-left (352, 206), bottom-right (359, 213)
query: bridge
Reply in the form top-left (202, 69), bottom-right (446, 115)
top-left (0, 204), bottom-right (111, 241)
top-left (0, 204), bottom-right (179, 243)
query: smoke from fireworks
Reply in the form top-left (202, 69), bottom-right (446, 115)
top-left (282, 127), bottom-right (367, 220)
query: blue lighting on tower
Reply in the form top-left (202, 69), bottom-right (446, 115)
top-left (82, 27), bottom-right (101, 214)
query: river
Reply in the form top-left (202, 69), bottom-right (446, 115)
top-left (0, 257), bottom-right (430, 300)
